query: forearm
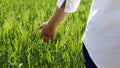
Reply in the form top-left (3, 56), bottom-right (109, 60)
top-left (39, 0), bottom-right (80, 42)
top-left (47, 1), bottom-right (67, 29)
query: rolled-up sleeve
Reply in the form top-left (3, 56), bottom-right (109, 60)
top-left (57, 0), bottom-right (81, 13)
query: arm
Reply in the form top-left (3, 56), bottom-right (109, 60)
top-left (38, 1), bottom-right (67, 42)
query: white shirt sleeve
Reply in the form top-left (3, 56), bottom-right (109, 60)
top-left (57, 0), bottom-right (81, 13)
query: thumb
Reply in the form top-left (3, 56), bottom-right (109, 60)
top-left (38, 24), bottom-right (43, 29)
top-left (38, 22), bottom-right (47, 30)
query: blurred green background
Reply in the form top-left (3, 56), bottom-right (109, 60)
top-left (0, 0), bottom-right (91, 68)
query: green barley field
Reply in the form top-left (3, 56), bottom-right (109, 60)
top-left (0, 0), bottom-right (91, 68)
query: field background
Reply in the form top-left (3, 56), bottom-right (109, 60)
top-left (0, 0), bottom-right (91, 68)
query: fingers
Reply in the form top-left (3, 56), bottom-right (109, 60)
top-left (43, 36), bottom-right (52, 42)
top-left (43, 37), bottom-right (50, 42)
top-left (41, 35), bottom-right (53, 42)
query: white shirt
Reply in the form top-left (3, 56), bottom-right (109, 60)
top-left (57, 0), bottom-right (80, 13)
top-left (57, 0), bottom-right (120, 68)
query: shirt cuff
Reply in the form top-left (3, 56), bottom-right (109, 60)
top-left (57, 0), bottom-right (81, 13)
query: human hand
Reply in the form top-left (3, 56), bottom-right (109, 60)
top-left (38, 22), bottom-right (55, 42)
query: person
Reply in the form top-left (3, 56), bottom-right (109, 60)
top-left (38, 0), bottom-right (120, 68)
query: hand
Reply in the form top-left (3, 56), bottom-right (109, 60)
top-left (38, 22), bottom-right (55, 42)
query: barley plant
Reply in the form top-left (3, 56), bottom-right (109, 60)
top-left (0, 0), bottom-right (91, 68)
